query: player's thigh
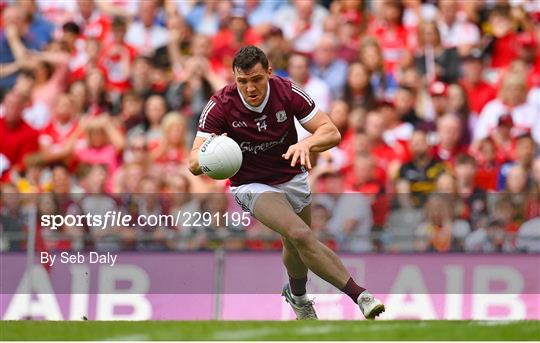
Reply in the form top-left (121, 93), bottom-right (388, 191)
top-left (252, 192), bottom-right (310, 239)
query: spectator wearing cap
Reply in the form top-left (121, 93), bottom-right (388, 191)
top-left (474, 70), bottom-right (539, 144)
top-left (428, 80), bottom-right (450, 120)
top-left (359, 37), bottom-right (398, 102)
top-left (273, 0), bottom-right (328, 54)
top-left (459, 48), bottom-right (497, 116)
top-left (0, 91), bottom-right (39, 182)
top-left (489, 113), bottom-right (516, 163)
top-left (125, 0), bottom-right (168, 56)
top-left (310, 33), bottom-right (348, 99)
top-left (415, 21), bottom-right (461, 83)
top-left (437, 0), bottom-right (480, 54)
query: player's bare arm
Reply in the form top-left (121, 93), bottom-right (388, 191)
top-left (282, 111), bottom-right (341, 169)
top-left (188, 136), bottom-right (206, 175)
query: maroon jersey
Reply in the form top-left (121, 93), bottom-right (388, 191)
top-left (197, 75), bottom-right (318, 186)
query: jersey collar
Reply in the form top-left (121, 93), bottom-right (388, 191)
top-left (237, 81), bottom-right (270, 113)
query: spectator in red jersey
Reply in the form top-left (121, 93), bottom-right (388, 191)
top-left (125, 0), bottom-right (168, 56)
top-left (459, 49), bottom-right (497, 117)
top-left (381, 101), bottom-right (413, 153)
top-left (364, 110), bottom-right (400, 177)
top-left (0, 91), bottom-right (39, 182)
top-left (359, 37), bottom-right (398, 101)
top-left (473, 137), bottom-right (502, 191)
top-left (341, 62), bottom-right (376, 111)
top-left (211, 8), bottom-right (262, 73)
top-left (490, 114), bottom-right (516, 163)
top-left (415, 21), bottom-right (461, 83)
top-left (73, 0), bottom-right (111, 41)
top-left (38, 93), bottom-right (81, 166)
top-left (368, 0), bottom-right (411, 75)
top-left (515, 31), bottom-right (540, 87)
top-left (98, 17), bottom-right (137, 95)
top-left (432, 113), bottom-right (465, 164)
top-left (486, 6), bottom-right (520, 70)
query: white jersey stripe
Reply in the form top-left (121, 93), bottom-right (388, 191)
top-left (198, 100), bottom-right (213, 126)
top-left (291, 84), bottom-right (313, 104)
top-left (292, 88), bottom-right (313, 106)
top-left (200, 101), bottom-right (216, 129)
top-left (199, 100), bottom-right (215, 128)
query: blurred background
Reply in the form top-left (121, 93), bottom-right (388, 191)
top-left (0, 0), bottom-right (539, 255)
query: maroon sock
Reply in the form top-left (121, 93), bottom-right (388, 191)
top-left (289, 276), bottom-right (308, 296)
top-left (340, 277), bottom-right (366, 303)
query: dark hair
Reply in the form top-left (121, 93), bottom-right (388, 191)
top-left (232, 46), bottom-right (269, 72)
top-left (62, 21), bottom-right (81, 35)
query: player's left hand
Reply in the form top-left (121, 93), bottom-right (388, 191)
top-left (282, 141), bottom-right (312, 169)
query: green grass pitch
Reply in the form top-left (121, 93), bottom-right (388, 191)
top-left (0, 320), bottom-right (539, 341)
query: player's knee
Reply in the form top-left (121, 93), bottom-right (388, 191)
top-left (287, 227), bottom-right (315, 249)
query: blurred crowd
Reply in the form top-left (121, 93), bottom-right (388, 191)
top-left (0, 0), bottom-right (539, 253)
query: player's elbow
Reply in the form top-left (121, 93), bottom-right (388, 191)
top-left (329, 126), bottom-right (341, 147)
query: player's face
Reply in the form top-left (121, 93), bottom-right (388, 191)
top-left (234, 63), bottom-right (272, 107)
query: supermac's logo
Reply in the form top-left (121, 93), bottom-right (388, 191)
top-left (240, 132), bottom-right (288, 155)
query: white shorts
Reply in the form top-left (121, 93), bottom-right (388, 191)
top-left (230, 172), bottom-right (312, 214)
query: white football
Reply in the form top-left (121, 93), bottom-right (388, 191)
top-left (198, 135), bottom-right (243, 180)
